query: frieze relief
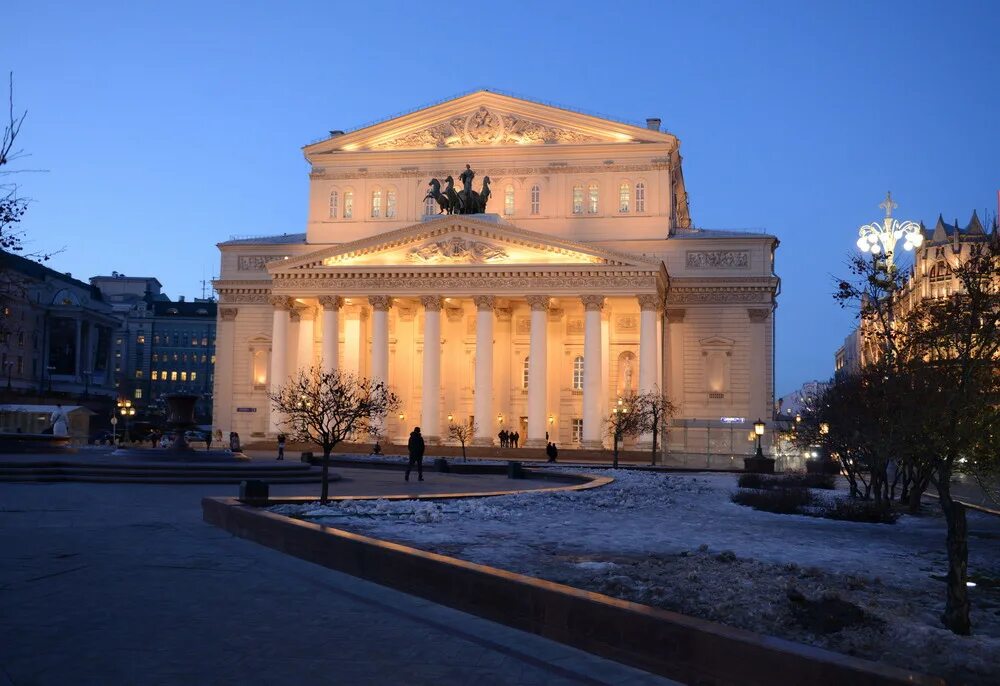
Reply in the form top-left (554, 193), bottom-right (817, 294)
top-left (685, 250), bottom-right (750, 270)
top-left (271, 275), bottom-right (659, 293)
top-left (408, 237), bottom-right (507, 264)
top-left (615, 315), bottom-right (638, 333)
top-left (313, 163), bottom-right (667, 180)
top-left (218, 292), bottom-right (270, 304)
top-left (566, 318), bottom-right (584, 335)
top-left (238, 255), bottom-right (287, 271)
top-left (668, 290), bottom-right (771, 305)
top-left (367, 107), bottom-right (606, 151)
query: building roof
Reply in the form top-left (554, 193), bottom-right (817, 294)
top-left (669, 228), bottom-right (779, 240)
top-left (218, 233), bottom-right (307, 246)
top-left (922, 211), bottom-right (993, 244)
top-left (151, 300), bottom-right (217, 317)
top-left (0, 249), bottom-right (106, 302)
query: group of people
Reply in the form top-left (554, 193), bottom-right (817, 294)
top-left (497, 429), bottom-right (520, 448)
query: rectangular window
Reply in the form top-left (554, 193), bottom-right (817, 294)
top-left (152, 353), bottom-right (158, 362)
top-left (588, 184), bottom-right (599, 214)
top-left (152, 371), bottom-right (158, 380)
top-left (180, 371), bottom-right (187, 381)
top-left (170, 371), bottom-right (177, 381)
top-left (571, 419), bottom-right (583, 443)
top-left (530, 185), bottom-right (540, 215)
top-left (386, 189), bottom-right (397, 218)
top-left (136, 335), bottom-right (145, 344)
top-left (191, 371), bottom-right (197, 381)
top-left (191, 337), bottom-right (198, 346)
top-left (371, 189), bottom-right (382, 218)
top-left (344, 190), bottom-right (354, 218)
top-left (135, 370), bottom-right (143, 379)
top-left (153, 335), bottom-right (160, 344)
top-left (134, 389), bottom-right (142, 399)
top-left (572, 186), bottom-right (583, 214)
top-left (201, 337), bottom-right (208, 346)
top-left (16, 356), bottom-right (23, 374)
top-left (201, 355), bottom-right (207, 363)
top-left (211, 355), bottom-right (216, 364)
top-left (17, 331), bottom-right (24, 347)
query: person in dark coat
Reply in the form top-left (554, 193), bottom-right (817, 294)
top-left (546, 442), bottom-right (558, 463)
top-left (406, 427), bottom-right (425, 481)
top-left (277, 433), bottom-right (286, 460)
top-left (498, 429), bottom-right (507, 448)
top-left (512, 431), bottom-right (520, 448)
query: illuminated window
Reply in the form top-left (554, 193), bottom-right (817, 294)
top-left (572, 355), bottom-right (584, 390)
top-left (343, 190), bottom-right (354, 218)
top-left (635, 182), bottom-right (645, 213)
top-left (504, 185), bottom-right (514, 216)
top-left (180, 371), bottom-right (187, 381)
top-left (170, 371), bottom-right (177, 381)
top-left (152, 353), bottom-right (158, 362)
top-left (530, 185), bottom-right (540, 215)
top-left (134, 389), bottom-right (142, 399)
top-left (201, 337), bottom-right (208, 346)
top-left (329, 190), bottom-right (338, 218)
top-left (619, 183), bottom-right (631, 213)
top-left (211, 355), bottom-right (216, 364)
top-left (588, 183), bottom-right (599, 214)
top-left (386, 189), bottom-right (397, 218)
top-left (191, 337), bottom-right (198, 346)
top-left (424, 195), bottom-right (436, 216)
top-left (116, 338), bottom-right (122, 345)
top-left (153, 335), bottom-right (160, 344)
top-left (201, 355), bottom-right (207, 363)
top-left (572, 185), bottom-right (583, 214)
top-left (522, 356), bottom-right (530, 389)
top-left (571, 418), bottom-right (583, 443)
top-left (191, 371), bottom-right (197, 381)
top-left (152, 371), bottom-right (158, 380)
top-left (135, 370), bottom-right (143, 379)
top-left (371, 189), bottom-right (382, 218)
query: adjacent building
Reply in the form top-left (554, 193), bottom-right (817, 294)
top-left (212, 91), bottom-right (780, 462)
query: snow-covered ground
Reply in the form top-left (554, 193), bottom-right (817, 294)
top-left (272, 470), bottom-right (1000, 684)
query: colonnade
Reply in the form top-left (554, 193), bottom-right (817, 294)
top-left (267, 293), bottom-right (663, 445)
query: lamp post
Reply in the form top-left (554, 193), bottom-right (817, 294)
top-left (855, 192), bottom-right (923, 268)
top-left (4, 360), bottom-right (14, 392)
top-left (117, 399), bottom-right (135, 444)
top-left (753, 418), bottom-right (765, 459)
top-left (46, 365), bottom-right (55, 393)
top-left (81, 370), bottom-right (91, 398)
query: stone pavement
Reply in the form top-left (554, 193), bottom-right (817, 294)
top-left (0, 481), bottom-right (678, 686)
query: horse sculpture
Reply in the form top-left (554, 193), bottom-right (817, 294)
top-left (426, 173), bottom-right (492, 215)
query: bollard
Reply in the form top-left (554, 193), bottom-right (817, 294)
top-left (434, 457), bottom-right (449, 473)
top-left (238, 479), bottom-right (269, 506)
top-left (300, 451), bottom-right (314, 464)
top-left (507, 460), bottom-right (524, 479)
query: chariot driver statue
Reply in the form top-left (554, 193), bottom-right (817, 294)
top-left (458, 164), bottom-right (475, 212)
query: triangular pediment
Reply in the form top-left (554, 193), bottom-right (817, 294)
top-left (272, 215), bottom-right (662, 272)
top-left (305, 90), bottom-right (676, 154)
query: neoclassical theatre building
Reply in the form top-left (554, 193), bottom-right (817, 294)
top-left (212, 91), bottom-right (779, 461)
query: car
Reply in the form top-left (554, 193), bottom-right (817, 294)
top-left (90, 431), bottom-right (115, 445)
top-left (184, 430), bottom-right (208, 442)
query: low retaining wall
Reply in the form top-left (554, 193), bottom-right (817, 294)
top-left (202, 498), bottom-right (941, 686)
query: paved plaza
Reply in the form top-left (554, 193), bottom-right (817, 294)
top-left (0, 475), bottom-right (676, 686)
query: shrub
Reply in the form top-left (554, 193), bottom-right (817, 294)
top-left (778, 473), bottom-right (837, 490)
top-left (737, 472), bottom-right (768, 489)
top-left (822, 499), bottom-right (898, 524)
top-left (731, 487), bottom-right (812, 514)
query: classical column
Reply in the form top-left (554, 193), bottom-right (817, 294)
top-left (295, 306), bottom-right (316, 373)
top-left (268, 296), bottom-right (293, 433)
top-left (525, 295), bottom-right (549, 448)
top-left (420, 296), bottom-right (442, 443)
top-left (342, 304), bottom-right (368, 377)
top-left (581, 295), bottom-right (605, 449)
top-left (472, 295), bottom-right (495, 445)
top-left (369, 296), bottom-right (392, 387)
top-left (637, 294), bottom-right (663, 449)
top-left (665, 308), bottom-right (685, 452)
top-left (318, 296), bottom-right (342, 373)
top-left (215, 306), bottom-right (238, 437)
top-left (748, 307), bottom-right (771, 450)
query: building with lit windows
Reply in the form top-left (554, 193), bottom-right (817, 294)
top-left (90, 274), bottom-right (216, 422)
top-left (212, 91), bottom-right (780, 463)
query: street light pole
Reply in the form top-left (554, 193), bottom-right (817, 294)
top-left (4, 360), bottom-right (14, 392)
top-left (855, 192), bottom-right (923, 268)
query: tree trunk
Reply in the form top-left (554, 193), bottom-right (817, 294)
top-left (613, 435), bottom-right (619, 469)
top-left (907, 483), bottom-right (924, 514)
top-left (462, 443), bottom-right (467, 462)
top-left (320, 448), bottom-right (332, 505)
top-left (938, 477), bottom-right (972, 635)
top-left (650, 422), bottom-right (658, 466)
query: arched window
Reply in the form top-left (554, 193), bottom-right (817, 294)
top-left (329, 190), bottom-right (339, 218)
top-left (572, 185), bottom-right (583, 214)
top-left (522, 356), bottom-right (530, 389)
top-left (386, 188), bottom-right (397, 218)
top-left (635, 182), bottom-right (646, 213)
top-left (572, 355), bottom-right (584, 390)
top-left (343, 190), bottom-right (354, 219)
top-left (504, 185), bottom-right (515, 216)
top-left (530, 184), bottom-right (540, 215)
top-left (619, 183), bottom-right (631, 213)
top-left (588, 183), bottom-right (599, 214)
top-left (424, 195), bottom-right (437, 216)
top-left (370, 189), bottom-right (382, 218)
top-left (929, 260), bottom-right (949, 282)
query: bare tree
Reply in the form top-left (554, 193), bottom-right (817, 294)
top-left (636, 387), bottom-right (676, 465)
top-left (269, 367), bottom-right (400, 504)
top-left (605, 391), bottom-right (644, 468)
top-left (447, 418), bottom-right (476, 462)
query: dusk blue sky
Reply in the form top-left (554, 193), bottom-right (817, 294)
top-left (6, 1), bottom-right (999, 395)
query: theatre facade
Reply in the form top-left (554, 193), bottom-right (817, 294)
top-left (212, 91), bottom-right (779, 461)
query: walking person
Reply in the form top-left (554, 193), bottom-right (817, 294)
top-left (277, 433), bottom-right (286, 461)
top-left (546, 442), bottom-right (558, 463)
top-left (406, 426), bottom-right (425, 482)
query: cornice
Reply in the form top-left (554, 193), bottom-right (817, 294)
top-left (311, 162), bottom-right (669, 180)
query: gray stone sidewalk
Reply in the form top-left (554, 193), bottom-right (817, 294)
top-left (0, 481), bottom-right (678, 686)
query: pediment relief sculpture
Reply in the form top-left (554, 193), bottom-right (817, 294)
top-left (369, 107), bottom-right (606, 150)
top-left (407, 236), bottom-right (507, 264)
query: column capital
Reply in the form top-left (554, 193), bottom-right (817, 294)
top-left (665, 307), bottom-right (686, 322)
top-left (637, 294), bottom-right (663, 311)
top-left (445, 307), bottom-right (464, 323)
top-left (421, 295), bottom-right (443, 312)
top-left (268, 295), bottom-right (294, 310)
top-left (747, 307), bottom-right (771, 323)
top-left (525, 295), bottom-right (550, 312)
top-left (397, 305), bottom-right (416, 322)
top-left (495, 307), bottom-right (512, 322)
top-left (580, 295), bottom-right (605, 312)
top-left (288, 309), bottom-right (302, 323)
top-left (473, 295), bottom-right (496, 312)
top-left (220, 306), bottom-right (239, 321)
top-left (318, 295), bottom-right (343, 310)
top-left (295, 306), bottom-right (316, 321)
top-left (368, 295), bottom-right (393, 312)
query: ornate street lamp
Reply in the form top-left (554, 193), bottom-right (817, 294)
top-left (118, 399), bottom-right (135, 443)
top-left (855, 192), bottom-right (923, 268)
top-left (753, 418), bottom-right (765, 459)
top-left (819, 422), bottom-right (830, 435)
